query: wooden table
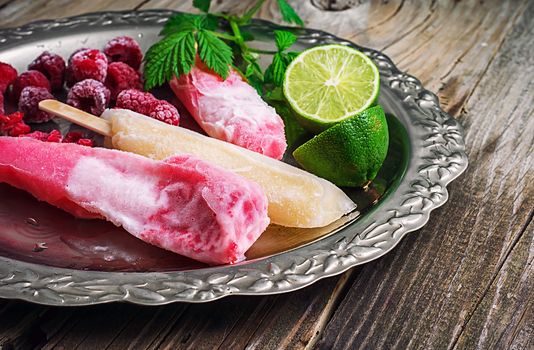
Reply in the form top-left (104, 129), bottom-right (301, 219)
top-left (0, 1), bottom-right (532, 349)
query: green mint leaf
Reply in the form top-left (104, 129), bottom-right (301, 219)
top-left (265, 53), bottom-right (287, 86)
top-left (272, 53), bottom-right (288, 86)
top-left (144, 31), bottom-right (196, 90)
top-left (204, 14), bottom-right (220, 31)
top-left (243, 53), bottom-right (263, 76)
top-left (265, 50), bottom-right (299, 87)
top-left (276, 0), bottom-right (304, 26)
top-left (245, 63), bottom-right (256, 77)
top-left (193, 0), bottom-right (211, 12)
top-left (197, 29), bottom-right (233, 79)
top-left (274, 30), bottom-right (297, 51)
top-left (264, 63), bottom-right (274, 85)
top-left (160, 13), bottom-right (199, 36)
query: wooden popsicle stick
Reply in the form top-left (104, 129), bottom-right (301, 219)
top-left (39, 100), bottom-right (112, 137)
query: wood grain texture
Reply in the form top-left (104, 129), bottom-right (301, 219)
top-left (455, 218), bottom-right (533, 350)
top-left (0, 0), bottom-right (146, 28)
top-left (0, 0), bottom-right (532, 349)
top-left (0, 0), bottom-right (15, 9)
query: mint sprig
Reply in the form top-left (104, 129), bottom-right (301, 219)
top-left (144, 0), bottom-right (303, 91)
top-left (264, 30), bottom-right (298, 87)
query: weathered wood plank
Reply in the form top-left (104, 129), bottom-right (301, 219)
top-left (105, 304), bottom-right (190, 349)
top-left (105, 273), bottom-right (354, 350)
top-left (314, 1), bottom-right (534, 348)
top-left (0, 0), bottom-right (15, 9)
top-left (234, 272), bottom-right (355, 350)
top-left (44, 304), bottom-right (139, 350)
top-left (0, 0), bottom-right (145, 28)
top-left (0, 301), bottom-right (48, 348)
top-left (508, 288), bottom-right (534, 350)
top-left (454, 218), bottom-right (533, 349)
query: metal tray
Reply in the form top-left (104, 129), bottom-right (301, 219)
top-left (0, 10), bottom-right (468, 305)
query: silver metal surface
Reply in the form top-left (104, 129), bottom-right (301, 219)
top-left (0, 10), bottom-right (468, 305)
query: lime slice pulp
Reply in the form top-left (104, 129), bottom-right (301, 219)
top-left (283, 44), bottom-right (380, 133)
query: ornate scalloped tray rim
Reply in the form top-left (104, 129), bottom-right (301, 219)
top-left (0, 10), bottom-right (468, 305)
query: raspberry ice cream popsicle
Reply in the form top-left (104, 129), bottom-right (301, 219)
top-left (170, 61), bottom-right (287, 160)
top-left (0, 137), bottom-right (269, 264)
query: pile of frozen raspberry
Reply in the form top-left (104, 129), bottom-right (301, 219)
top-left (0, 35), bottom-right (181, 144)
top-left (22, 130), bottom-right (94, 146)
top-left (0, 112), bottom-right (30, 136)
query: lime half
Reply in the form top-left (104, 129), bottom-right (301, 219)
top-left (283, 44), bottom-right (380, 133)
top-left (293, 105), bottom-right (389, 187)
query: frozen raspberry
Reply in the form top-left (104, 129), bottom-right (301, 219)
top-left (76, 138), bottom-right (94, 147)
top-left (0, 94), bottom-right (4, 115)
top-left (104, 36), bottom-right (143, 70)
top-left (46, 129), bottom-right (62, 142)
top-left (0, 111), bottom-right (22, 133)
top-left (116, 89), bottom-right (180, 126)
top-left (67, 79), bottom-right (110, 115)
top-left (65, 48), bottom-right (87, 86)
top-left (68, 47), bottom-right (89, 64)
top-left (104, 62), bottom-right (142, 100)
top-left (22, 130), bottom-right (94, 146)
top-left (115, 89), bottom-right (153, 113)
top-left (9, 121), bottom-right (31, 136)
top-left (66, 49), bottom-right (108, 86)
top-left (22, 130), bottom-right (49, 141)
top-left (63, 131), bottom-right (94, 146)
top-left (62, 131), bottom-right (83, 143)
top-left (18, 86), bottom-right (55, 123)
top-left (10, 70), bottom-right (51, 103)
top-left (147, 99), bottom-right (180, 126)
top-left (0, 62), bottom-right (18, 93)
top-left (23, 129), bottom-right (61, 142)
top-left (0, 111), bottom-right (31, 136)
top-left (21, 130), bottom-right (61, 142)
top-left (28, 51), bottom-right (66, 91)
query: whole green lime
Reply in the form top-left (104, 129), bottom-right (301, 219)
top-left (293, 105), bottom-right (389, 187)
